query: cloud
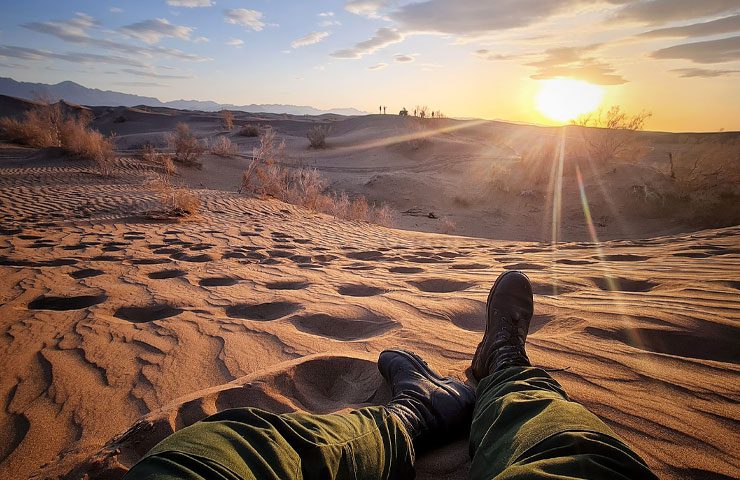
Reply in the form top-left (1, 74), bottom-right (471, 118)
top-left (110, 7), bottom-right (123, 14)
top-left (639, 14), bottom-right (740, 38)
top-left (193, 36), bottom-right (209, 43)
top-left (345, 1), bottom-right (390, 17)
top-left (394, 54), bottom-right (415, 62)
top-left (22, 14), bottom-right (209, 61)
top-left (527, 45), bottom-right (628, 84)
top-left (226, 38), bottom-right (244, 47)
top-left (612, 0), bottom-right (740, 24)
top-left (22, 13), bottom-right (98, 42)
top-left (671, 67), bottom-right (739, 77)
top-left (120, 18), bottom-right (193, 44)
top-left (390, 0), bottom-right (582, 35)
top-left (330, 27), bottom-right (404, 59)
top-left (121, 68), bottom-right (193, 79)
top-left (0, 44), bottom-right (147, 67)
top-left (368, 62), bottom-right (388, 70)
top-left (115, 81), bottom-right (169, 87)
top-left (224, 9), bottom-right (265, 31)
top-left (474, 49), bottom-right (518, 61)
top-left (167, 0), bottom-right (214, 7)
top-left (318, 12), bottom-right (335, 17)
top-left (651, 35), bottom-right (740, 63)
top-left (291, 31), bottom-right (330, 48)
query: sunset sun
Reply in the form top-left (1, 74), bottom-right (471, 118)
top-left (536, 78), bottom-right (604, 122)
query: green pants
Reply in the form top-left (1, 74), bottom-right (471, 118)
top-left (126, 367), bottom-right (655, 479)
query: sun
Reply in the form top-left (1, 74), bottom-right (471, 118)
top-left (536, 78), bottom-right (604, 122)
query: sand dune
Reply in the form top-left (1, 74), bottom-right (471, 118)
top-left (0, 140), bottom-right (738, 479)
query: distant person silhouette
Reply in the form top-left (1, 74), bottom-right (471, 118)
top-left (379, 106), bottom-right (382, 114)
top-left (383, 106), bottom-right (387, 114)
top-left (127, 271), bottom-right (656, 480)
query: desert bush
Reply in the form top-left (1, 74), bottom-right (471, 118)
top-left (239, 124), bottom-right (260, 137)
top-left (139, 144), bottom-right (176, 177)
top-left (488, 164), bottom-right (512, 192)
top-left (307, 124), bottom-right (330, 148)
top-left (573, 106), bottom-right (652, 163)
top-left (149, 176), bottom-right (200, 217)
top-left (210, 136), bottom-right (239, 157)
top-left (0, 101), bottom-right (114, 174)
top-left (168, 122), bottom-right (205, 167)
top-left (221, 110), bottom-right (234, 130)
top-left (241, 128), bottom-right (394, 226)
top-left (438, 218), bottom-right (457, 234)
top-left (405, 118), bottom-right (431, 150)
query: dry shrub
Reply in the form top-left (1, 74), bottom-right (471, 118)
top-left (241, 128), bottom-right (394, 226)
top-left (168, 122), bottom-right (205, 167)
top-left (307, 124), bottom-right (330, 148)
top-left (574, 106), bottom-right (652, 163)
top-left (405, 118), bottom-right (431, 150)
top-left (0, 101), bottom-right (114, 174)
top-left (220, 110), bottom-right (234, 130)
top-left (149, 176), bottom-right (200, 218)
top-left (438, 218), bottom-right (457, 234)
top-left (210, 136), bottom-right (239, 157)
top-left (239, 124), bottom-right (260, 137)
top-left (139, 143), bottom-right (176, 177)
top-left (489, 164), bottom-right (512, 192)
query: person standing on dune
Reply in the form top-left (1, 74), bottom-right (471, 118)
top-left (126, 271), bottom-right (656, 480)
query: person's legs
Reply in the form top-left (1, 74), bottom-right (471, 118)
top-left (125, 406), bottom-right (414, 480)
top-left (126, 351), bottom-right (475, 480)
top-left (468, 271), bottom-right (656, 479)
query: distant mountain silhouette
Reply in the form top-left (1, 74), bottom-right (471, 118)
top-left (0, 77), bottom-right (367, 116)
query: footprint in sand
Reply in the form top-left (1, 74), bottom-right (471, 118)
top-left (28, 294), bottom-right (107, 311)
top-left (599, 254), bottom-right (650, 262)
top-left (450, 263), bottom-right (489, 270)
top-left (389, 266), bottom-right (424, 274)
top-left (531, 282), bottom-right (576, 296)
top-left (199, 277), bottom-right (239, 287)
top-left (591, 277), bottom-right (656, 292)
top-left (290, 313), bottom-right (397, 341)
top-left (69, 268), bottom-right (104, 279)
top-left (346, 250), bottom-right (384, 261)
top-left (337, 284), bottom-right (386, 297)
top-left (503, 262), bottom-right (546, 270)
top-left (131, 258), bottom-right (172, 265)
top-left (114, 305), bottom-right (183, 323)
top-left (411, 279), bottom-right (475, 293)
top-left (266, 280), bottom-right (310, 290)
top-left (171, 252), bottom-right (214, 263)
top-left (555, 259), bottom-right (595, 265)
top-left (225, 301), bottom-right (301, 321)
top-left (148, 269), bottom-right (186, 279)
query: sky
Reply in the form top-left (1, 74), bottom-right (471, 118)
top-left (1, 0), bottom-right (739, 132)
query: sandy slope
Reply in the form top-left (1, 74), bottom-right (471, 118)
top-left (0, 144), bottom-right (738, 479)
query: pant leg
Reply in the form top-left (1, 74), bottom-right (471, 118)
top-left (468, 366), bottom-right (656, 479)
top-left (125, 406), bottom-right (415, 480)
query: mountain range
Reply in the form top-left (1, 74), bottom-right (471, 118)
top-left (0, 77), bottom-right (366, 116)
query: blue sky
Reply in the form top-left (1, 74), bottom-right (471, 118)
top-left (1, 1), bottom-right (739, 131)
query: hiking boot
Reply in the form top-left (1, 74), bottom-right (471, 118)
top-left (471, 270), bottom-right (534, 381)
top-left (379, 349), bottom-right (475, 450)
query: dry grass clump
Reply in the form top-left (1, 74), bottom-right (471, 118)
top-left (241, 128), bottom-right (394, 226)
top-left (404, 118), bottom-right (431, 150)
top-left (307, 124), bottom-right (330, 148)
top-left (149, 177), bottom-right (201, 218)
top-left (0, 101), bottom-right (115, 174)
top-left (438, 218), bottom-right (457, 234)
top-left (239, 124), bottom-right (260, 137)
top-left (168, 122), bottom-right (205, 167)
top-left (221, 110), bottom-right (234, 130)
top-left (139, 143), bottom-right (176, 176)
top-left (574, 106), bottom-right (652, 163)
top-left (210, 136), bottom-right (239, 157)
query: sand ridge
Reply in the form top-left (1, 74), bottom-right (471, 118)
top-left (0, 147), bottom-right (738, 479)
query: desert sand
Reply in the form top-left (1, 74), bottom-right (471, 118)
top-left (0, 103), bottom-right (739, 479)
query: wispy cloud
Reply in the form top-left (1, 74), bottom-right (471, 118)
top-left (368, 62), bottom-right (388, 70)
top-left (671, 67), bottom-right (739, 77)
top-left (291, 31), bottom-right (330, 48)
top-left (527, 45), bottom-right (628, 85)
top-left (639, 15), bottom-right (740, 38)
top-left (167, 0), bottom-right (214, 7)
top-left (121, 68), bottom-right (193, 79)
top-left (119, 18), bottom-right (193, 44)
top-left (651, 36), bottom-right (740, 63)
top-left (0, 44), bottom-right (147, 67)
top-left (345, 0), bottom-right (390, 18)
top-left (224, 9), bottom-right (265, 31)
top-left (115, 81), bottom-right (169, 87)
top-left (394, 54), bottom-right (415, 62)
top-left (330, 27), bottom-right (404, 59)
top-left (611, 0), bottom-right (740, 25)
top-left (226, 38), bottom-right (245, 47)
top-left (110, 7), bottom-right (123, 14)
